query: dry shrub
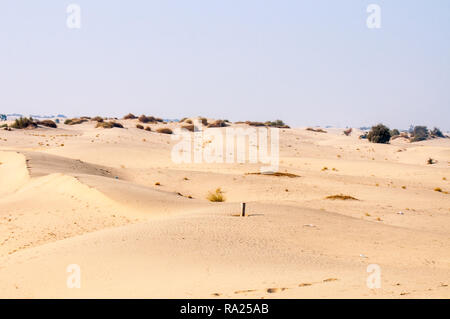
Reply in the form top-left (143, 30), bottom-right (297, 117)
top-left (343, 128), bottom-right (353, 136)
top-left (325, 194), bottom-right (359, 200)
top-left (246, 172), bottom-right (300, 178)
top-left (91, 116), bottom-right (104, 122)
top-left (264, 120), bottom-right (290, 128)
top-left (145, 126), bottom-right (151, 131)
top-left (199, 117), bottom-right (208, 125)
top-left (207, 120), bottom-right (227, 128)
top-left (245, 121), bottom-right (265, 126)
top-left (123, 113), bottom-right (137, 120)
top-left (181, 124), bottom-right (195, 132)
top-left (65, 118), bottom-right (87, 125)
top-left (38, 120), bottom-right (57, 128)
top-left (156, 127), bottom-right (173, 134)
top-left (11, 117), bottom-right (37, 129)
top-left (96, 121), bottom-right (123, 129)
top-left (136, 124), bottom-right (144, 129)
top-left (207, 188), bottom-right (225, 202)
top-left (138, 115), bottom-right (159, 123)
top-left (306, 127), bottom-right (327, 133)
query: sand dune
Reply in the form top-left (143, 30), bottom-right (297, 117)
top-left (0, 121), bottom-right (448, 298)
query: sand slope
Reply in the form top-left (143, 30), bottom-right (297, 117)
top-left (0, 121), bottom-right (449, 298)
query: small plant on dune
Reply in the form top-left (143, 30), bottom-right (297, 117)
top-left (207, 188), bottom-right (225, 202)
top-left (430, 127), bottom-right (445, 138)
top-left (343, 128), bottom-right (352, 136)
top-left (11, 117), bottom-right (37, 129)
top-left (265, 120), bottom-right (290, 128)
top-left (64, 118), bottom-right (87, 125)
top-left (37, 120), bottom-right (57, 128)
top-left (245, 121), bottom-right (265, 127)
top-left (96, 121), bottom-right (123, 129)
top-left (325, 194), bottom-right (359, 200)
top-left (306, 127), bottom-right (327, 133)
top-left (427, 158), bottom-right (436, 165)
top-left (207, 120), bottom-right (227, 128)
top-left (156, 128), bottom-right (173, 134)
top-left (136, 124), bottom-right (144, 129)
top-left (185, 119), bottom-right (193, 124)
top-left (123, 113), bottom-right (137, 120)
top-left (246, 172), bottom-right (299, 178)
top-left (199, 117), bottom-right (208, 126)
top-left (155, 182), bottom-right (161, 186)
top-left (181, 124), bottom-right (195, 132)
top-left (92, 116), bottom-right (104, 122)
top-left (434, 187), bottom-right (442, 192)
top-left (145, 126), bottom-right (151, 131)
top-left (138, 115), bottom-right (158, 123)
top-left (367, 124), bottom-right (391, 144)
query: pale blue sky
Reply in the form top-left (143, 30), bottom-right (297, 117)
top-left (1, 1), bottom-right (449, 129)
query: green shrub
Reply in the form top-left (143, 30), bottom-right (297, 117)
top-left (367, 124), bottom-right (391, 144)
top-left (410, 126), bottom-right (428, 142)
top-left (430, 127), bottom-right (444, 138)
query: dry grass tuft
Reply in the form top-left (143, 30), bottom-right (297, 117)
top-left (96, 121), bottom-right (123, 129)
top-left (325, 194), bottom-right (359, 200)
top-left (11, 117), bottom-right (38, 129)
top-left (306, 127), bottom-right (327, 133)
top-left (37, 120), bottom-right (57, 128)
top-left (207, 188), bottom-right (225, 202)
top-left (207, 120), bottom-right (227, 128)
top-left (139, 115), bottom-right (163, 123)
top-left (91, 116), bottom-right (104, 122)
top-left (65, 118), bottom-right (87, 125)
top-left (123, 113), bottom-right (137, 119)
top-left (246, 172), bottom-right (300, 178)
top-left (156, 127), bottom-right (173, 134)
top-left (181, 124), bottom-right (195, 132)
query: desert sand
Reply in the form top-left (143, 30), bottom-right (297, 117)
top-left (0, 119), bottom-right (449, 298)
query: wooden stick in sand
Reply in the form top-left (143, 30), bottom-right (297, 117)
top-left (241, 202), bottom-right (246, 217)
